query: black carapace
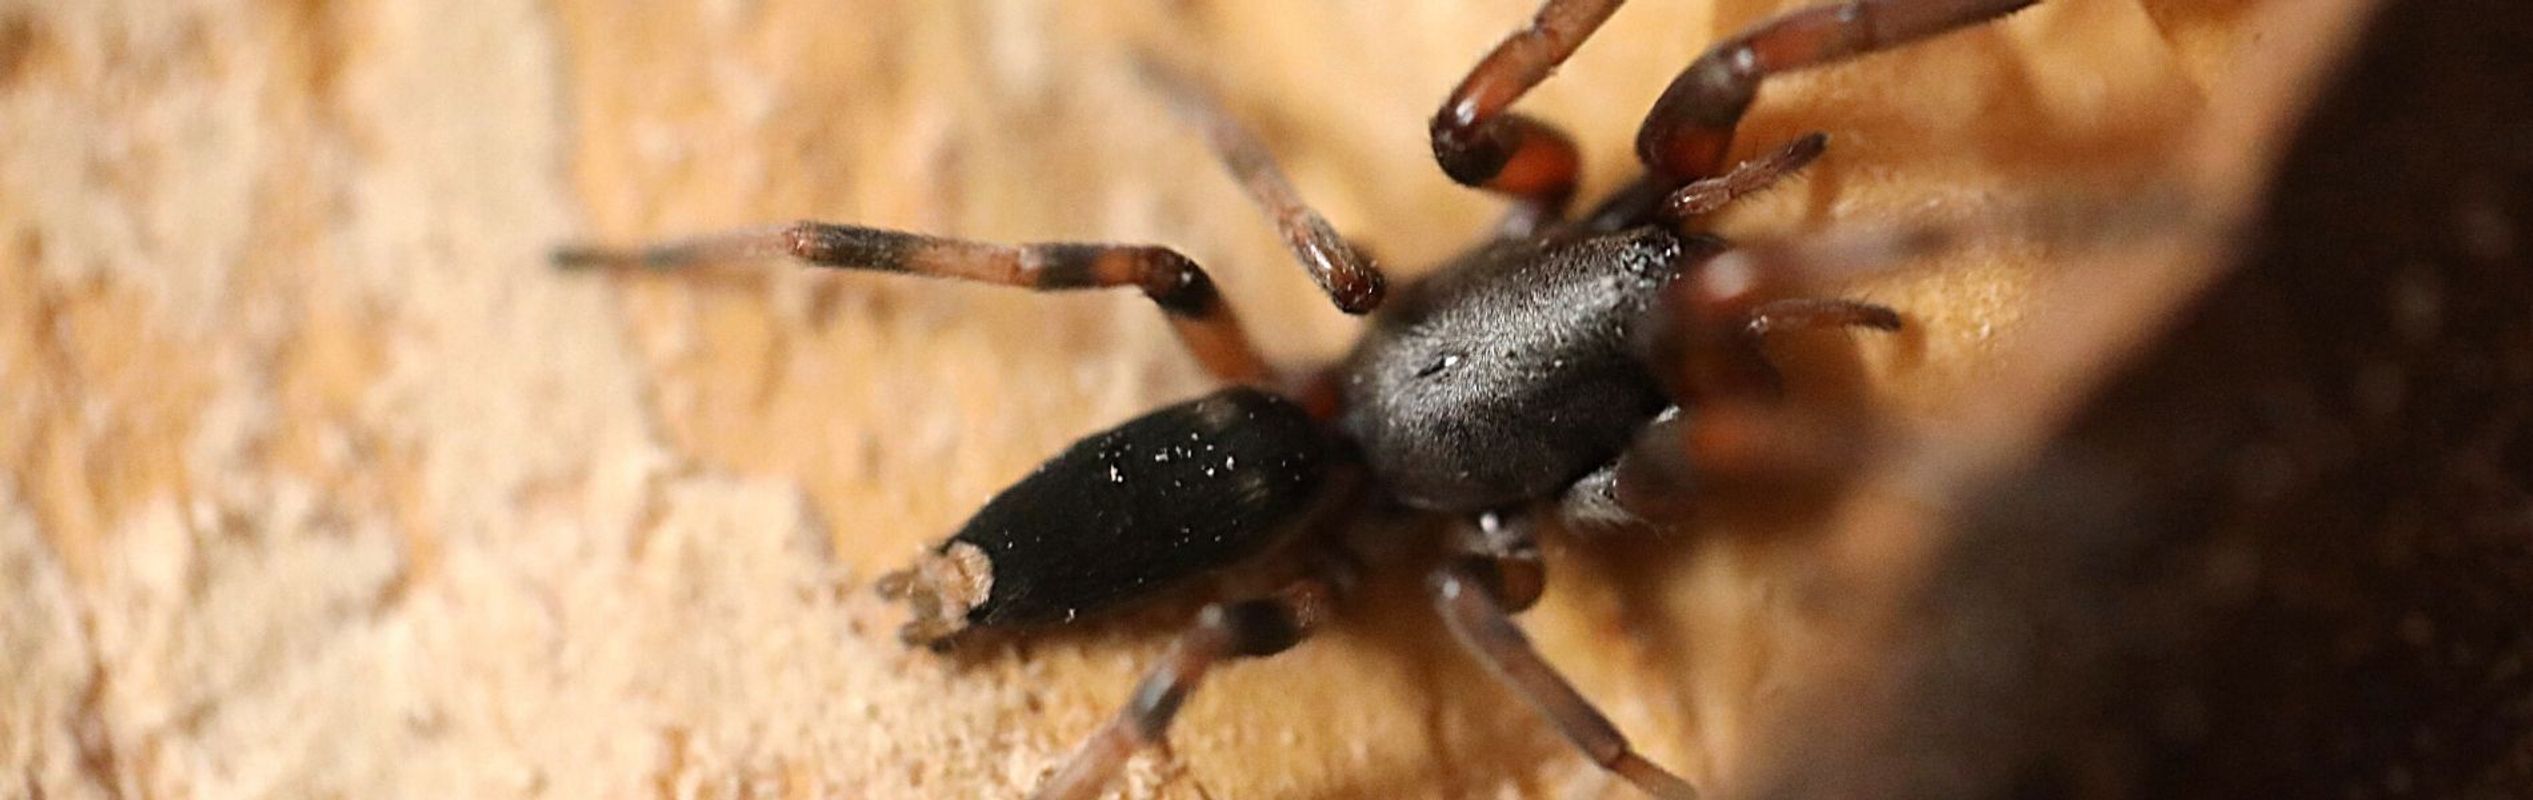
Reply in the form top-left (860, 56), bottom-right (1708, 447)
top-left (554, 1), bottom-right (2036, 797)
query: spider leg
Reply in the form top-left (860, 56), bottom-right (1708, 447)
top-left (1643, 236), bottom-right (1918, 405)
top-left (1720, 297), bottom-right (1906, 394)
top-left (1431, 511), bottom-right (1699, 799)
top-left (1031, 554), bottom-right (1354, 800)
top-left (1605, 402), bottom-right (1881, 523)
top-left (1139, 59), bottom-right (1387, 314)
top-left (1660, 132), bottom-right (1830, 221)
top-left (1574, 132), bottom-right (1830, 235)
top-left (1612, 186), bottom-right (2194, 517)
top-left (1610, 236), bottom-right (1924, 521)
top-left (1637, 0), bottom-right (2039, 183)
top-left (1429, 0), bottom-right (1623, 237)
top-left (553, 222), bottom-right (1272, 386)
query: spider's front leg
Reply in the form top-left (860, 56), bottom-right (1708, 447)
top-left (1635, 0), bottom-right (2040, 182)
top-left (1457, 0), bottom-right (2038, 231)
top-left (1429, 0), bottom-right (1621, 236)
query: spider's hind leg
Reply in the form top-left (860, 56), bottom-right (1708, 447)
top-left (1031, 549), bottom-right (1357, 800)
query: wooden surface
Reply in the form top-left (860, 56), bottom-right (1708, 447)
top-left (0, 1), bottom-right (2305, 797)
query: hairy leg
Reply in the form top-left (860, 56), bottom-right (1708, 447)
top-left (1637, 0), bottom-right (2038, 182)
top-left (1431, 511), bottom-right (1699, 799)
top-left (1031, 553), bottom-right (1355, 800)
top-left (1139, 59), bottom-right (1387, 313)
top-left (555, 222), bottom-right (1274, 385)
top-left (1429, 0), bottom-right (1624, 235)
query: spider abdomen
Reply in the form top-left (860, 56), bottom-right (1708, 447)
top-left (885, 387), bottom-right (1330, 642)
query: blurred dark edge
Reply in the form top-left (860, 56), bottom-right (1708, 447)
top-left (1749, 1), bottom-right (2533, 798)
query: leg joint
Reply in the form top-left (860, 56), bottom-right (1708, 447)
top-left (1208, 598), bottom-right (1310, 658)
top-left (1134, 250), bottom-right (1223, 318)
top-left (1637, 51), bottom-right (1759, 179)
top-left (783, 221), bottom-right (920, 270)
top-left (1675, 47), bottom-right (1762, 126)
top-left (1441, 554), bottom-right (1547, 616)
top-left (1125, 674), bottom-right (1192, 743)
top-left (1432, 115), bottom-right (1518, 187)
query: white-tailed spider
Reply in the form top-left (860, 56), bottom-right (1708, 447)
top-left (556, 0), bottom-right (2039, 796)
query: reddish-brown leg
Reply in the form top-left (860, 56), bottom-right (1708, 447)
top-left (1660, 132), bottom-right (1830, 220)
top-left (1031, 560), bottom-right (1352, 800)
top-left (1639, 190), bottom-right (2143, 485)
top-left (1574, 132), bottom-right (1829, 234)
top-left (1431, 511), bottom-right (1699, 799)
top-left (1641, 234), bottom-right (1926, 405)
top-left (1638, 0), bottom-right (2038, 182)
top-left (554, 222), bottom-right (1273, 386)
top-left (1612, 234), bottom-right (1927, 520)
top-left (1608, 401), bottom-right (1875, 520)
top-left (1139, 59), bottom-right (1387, 314)
top-left (1430, 0), bottom-right (1623, 235)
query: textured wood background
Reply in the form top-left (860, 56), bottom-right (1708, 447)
top-left (1, 1), bottom-right (2297, 797)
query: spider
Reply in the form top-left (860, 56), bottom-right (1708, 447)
top-left (555, 0), bottom-right (2038, 796)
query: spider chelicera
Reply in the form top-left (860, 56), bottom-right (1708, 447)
top-left (555, 0), bottom-right (2038, 796)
